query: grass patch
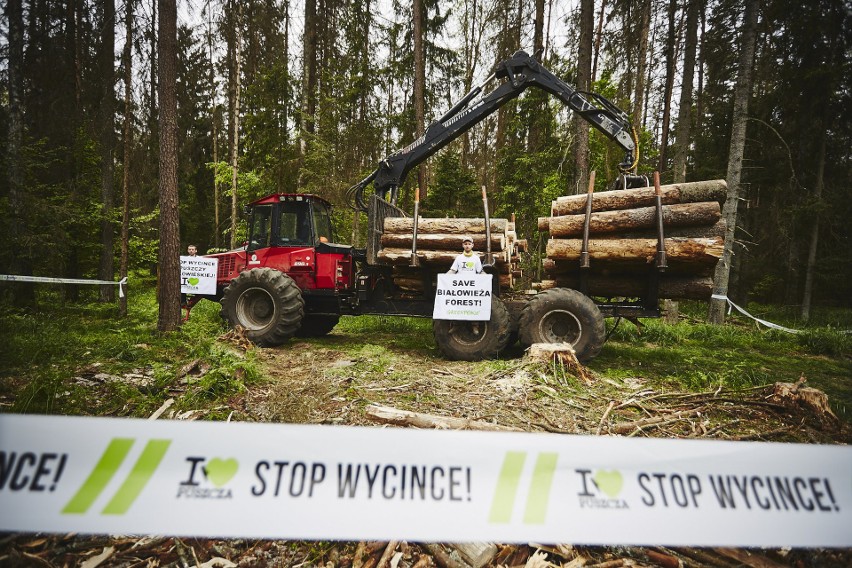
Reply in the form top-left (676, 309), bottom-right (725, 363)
top-left (2, 283), bottom-right (849, 425)
top-left (595, 312), bottom-right (852, 421)
top-left (333, 315), bottom-right (435, 352)
top-left (0, 276), bottom-right (262, 418)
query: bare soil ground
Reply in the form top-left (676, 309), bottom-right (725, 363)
top-left (2, 330), bottom-right (850, 567)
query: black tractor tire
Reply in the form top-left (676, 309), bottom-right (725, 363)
top-left (220, 268), bottom-right (304, 347)
top-left (518, 288), bottom-right (606, 362)
top-left (433, 297), bottom-right (511, 361)
top-left (504, 300), bottom-right (525, 347)
top-left (296, 314), bottom-right (340, 337)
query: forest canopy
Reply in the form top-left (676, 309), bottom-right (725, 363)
top-left (1, 0), bottom-right (849, 312)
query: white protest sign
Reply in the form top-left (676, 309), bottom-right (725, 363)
top-left (180, 256), bottom-right (218, 295)
top-left (0, 414), bottom-right (849, 547)
top-left (433, 273), bottom-right (492, 321)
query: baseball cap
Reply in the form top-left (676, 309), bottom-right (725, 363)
top-left (462, 236), bottom-right (474, 243)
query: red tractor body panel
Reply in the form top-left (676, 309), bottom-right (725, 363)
top-left (210, 245), bottom-right (352, 293)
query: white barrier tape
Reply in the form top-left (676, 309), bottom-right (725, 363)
top-left (1, 414), bottom-right (849, 547)
top-left (711, 294), bottom-right (801, 334)
top-left (0, 275), bottom-right (127, 298)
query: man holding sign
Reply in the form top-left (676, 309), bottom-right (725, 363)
top-left (180, 246), bottom-right (218, 321)
top-left (432, 236), bottom-right (508, 360)
top-left (435, 236), bottom-right (492, 322)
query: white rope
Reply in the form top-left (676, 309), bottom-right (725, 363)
top-left (0, 275), bottom-right (128, 298)
top-left (711, 294), bottom-right (801, 334)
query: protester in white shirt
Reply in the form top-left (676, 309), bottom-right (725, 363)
top-left (448, 236), bottom-right (483, 274)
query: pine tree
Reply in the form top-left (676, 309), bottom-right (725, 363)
top-left (157, 0), bottom-right (181, 331)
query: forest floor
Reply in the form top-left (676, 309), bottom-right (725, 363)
top-left (1, 302), bottom-right (851, 567)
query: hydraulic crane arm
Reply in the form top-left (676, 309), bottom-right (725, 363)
top-left (348, 50), bottom-right (637, 211)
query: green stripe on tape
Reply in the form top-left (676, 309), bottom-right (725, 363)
top-left (102, 439), bottom-right (171, 515)
top-left (488, 451), bottom-right (526, 523)
top-left (523, 452), bottom-right (558, 524)
top-left (62, 438), bottom-right (134, 514)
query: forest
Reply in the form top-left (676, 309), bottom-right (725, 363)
top-left (2, 1), bottom-right (852, 561)
top-left (0, 0), bottom-right (850, 322)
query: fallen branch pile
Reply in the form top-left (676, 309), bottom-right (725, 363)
top-left (537, 179), bottom-right (728, 300)
top-left (4, 357), bottom-right (847, 568)
top-left (5, 521), bottom-right (848, 567)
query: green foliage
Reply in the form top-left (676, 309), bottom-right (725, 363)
top-left (596, 310), bottom-right (851, 420)
top-left (334, 315), bottom-right (434, 351)
top-left (129, 208), bottom-right (160, 270)
top-left (797, 328), bottom-right (851, 358)
top-left (210, 161), bottom-right (269, 203)
top-left (0, 279), bottom-right (261, 418)
top-left (494, 93), bottom-right (567, 239)
top-left (427, 147), bottom-right (480, 217)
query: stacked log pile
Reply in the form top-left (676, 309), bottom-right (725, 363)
top-left (377, 217), bottom-right (524, 292)
top-left (537, 179), bottom-right (728, 300)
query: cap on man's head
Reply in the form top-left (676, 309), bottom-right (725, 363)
top-left (462, 235), bottom-right (474, 244)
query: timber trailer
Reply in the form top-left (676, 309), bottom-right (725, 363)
top-left (189, 51), bottom-right (663, 362)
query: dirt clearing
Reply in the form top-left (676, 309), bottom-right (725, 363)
top-left (2, 321), bottom-right (849, 567)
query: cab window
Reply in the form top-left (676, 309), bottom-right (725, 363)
top-left (312, 202), bottom-right (334, 244)
top-left (248, 204), bottom-right (273, 251)
top-left (278, 201), bottom-right (314, 245)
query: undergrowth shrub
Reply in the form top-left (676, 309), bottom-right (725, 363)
top-left (679, 362), bottom-right (770, 391)
top-left (797, 327), bottom-right (850, 357)
top-left (637, 321), bottom-right (690, 345)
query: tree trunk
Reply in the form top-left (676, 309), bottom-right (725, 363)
top-left (208, 5), bottom-right (220, 249)
top-left (66, 0), bottom-right (84, 302)
top-left (592, 0), bottom-right (607, 83)
top-left (708, 0), bottom-right (760, 324)
top-left (381, 233), bottom-right (506, 251)
top-left (542, 220), bottom-right (726, 241)
top-left (546, 238), bottom-right (723, 265)
top-left (801, 134), bottom-right (825, 322)
top-left (5, 0), bottom-right (34, 305)
top-left (384, 218), bottom-right (508, 235)
top-left (696, 5), bottom-right (706, 135)
top-left (540, 275), bottom-right (713, 300)
top-left (229, 1), bottom-right (242, 250)
top-left (533, 0), bottom-right (545, 57)
top-left (99, 0), bottom-right (116, 302)
top-left (657, 0), bottom-right (679, 174)
top-left (413, 0), bottom-right (426, 203)
top-left (120, 0), bottom-right (133, 317)
top-left (527, 0), bottom-right (547, 154)
top-left (299, 0), bottom-right (317, 182)
top-left (157, 0), bottom-right (181, 332)
top-left (551, 179), bottom-right (726, 216)
top-left (671, 0), bottom-right (699, 183)
top-left (149, 0), bottom-right (157, 120)
top-left (377, 248), bottom-right (511, 269)
top-left (632, 0), bottom-right (651, 132)
top-left (544, 202), bottom-right (721, 237)
top-left (667, 0), bottom-right (699, 324)
top-left (573, 0), bottom-right (593, 193)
